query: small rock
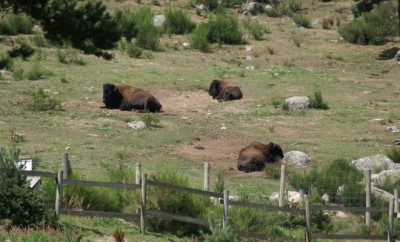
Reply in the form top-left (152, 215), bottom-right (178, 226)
top-left (387, 126), bottom-right (399, 133)
top-left (127, 121), bottom-right (147, 130)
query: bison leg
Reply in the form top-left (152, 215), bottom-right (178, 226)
top-left (119, 103), bottom-right (132, 111)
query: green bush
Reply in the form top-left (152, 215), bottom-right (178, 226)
top-left (140, 112), bottom-right (161, 128)
top-left (114, 9), bottom-right (139, 42)
top-left (0, 147), bottom-right (50, 228)
top-left (164, 8), bottom-right (196, 35)
top-left (289, 159), bottom-right (364, 206)
top-left (0, 13), bottom-right (33, 35)
top-left (134, 7), bottom-right (161, 50)
top-left (207, 14), bottom-right (243, 45)
top-left (32, 34), bottom-right (48, 47)
top-left (213, 170), bottom-right (225, 193)
top-left (322, 17), bottom-right (335, 30)
top-left (8, 42), bottom-right (35, 60)
top-left (27, 88), bottom-right (63, 112)
top-left (0, 52), bottom-right (13, 70)
top-left (126, 42), bottom-right (143, 58)
top-left (26, 63), bottom-right (53, 80)
top-left (292, 14), bottom-right (311, 28)
top-left (201, 217), bottom-right (240, 242)
top-left (146, 171), bottom-right (212, 236)
top-left (12, 68), bottom-right (24, 80)
top-left (56, 48), bottom-right (85, 65)
top-left (243, 18), bottom-right (267, 41)
top-left (339, 1), bottom-right (397, 45)
top-left (386, 147), bottom-right (400, 163)
top-left (310, 91), bottom-right (329, 110)
top-left (190, 23), bottom-right (210, 52)
top-left (40, 0), bottom-right (121, 53)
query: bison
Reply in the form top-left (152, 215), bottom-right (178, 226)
top-left (208, 79), bottom-right (243, 101)
top-left (237, 141), bottom-right (284, 172)
top-left (102, 83), bottom-right (162, 112)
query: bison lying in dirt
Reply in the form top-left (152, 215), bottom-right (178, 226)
top-left (208, 79), bottom-right (243, 101)
top-left (102, 83), bottom-right (162, 112)
top-left (237, 141), bottom-right (284, 172)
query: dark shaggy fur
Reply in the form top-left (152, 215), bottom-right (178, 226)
top-left (208, 79), bottom-right (243, 101)
top-left (102, 83), bottom-right (162, 112)
top-left (237, 142), bottom-right (284, 172)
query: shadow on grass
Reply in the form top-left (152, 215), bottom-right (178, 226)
top-left (377, 47), bottom-right (399, 60)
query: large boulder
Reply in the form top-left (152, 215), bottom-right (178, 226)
top-left (283, 151), bottom-right (311, 167)
top-left (285, 96), bottom-right (310, 111)
top-left (351, 154), bottom-right (400, 174)
top-left (374, 169), bottom-right (400, 186)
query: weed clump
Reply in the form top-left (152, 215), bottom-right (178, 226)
top-left (164, 8), bottom-right (196, 35)
top-left (386, 147), bottom-right (400, 163)
top-left (310, 91), bottom-right (329, 110)
top-left (27, 88), bottom-right (63, 112)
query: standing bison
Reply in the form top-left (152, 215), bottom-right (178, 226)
top-left (208, 79), bottom-right (243, 101)
top-left (102, 83), bottom-right (162, 112)
top-left (237, 141), bottom-right (284, 172)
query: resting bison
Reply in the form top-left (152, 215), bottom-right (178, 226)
top-left (208, 80), bottom-right (243, 101)
top-left (237, 142), bottom-right (284, 172)
top-left (102, 83), bottom-right (162, 112)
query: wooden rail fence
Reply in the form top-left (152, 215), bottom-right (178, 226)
top-left (1, 156), bottom-right (398, 241)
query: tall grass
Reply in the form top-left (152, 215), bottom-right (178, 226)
top-left (164, 8), bottom-right (196, 35)
top-left (190, 23), bottom-right (210, 52)
top-left (0, 13), bottom-right (33, 35)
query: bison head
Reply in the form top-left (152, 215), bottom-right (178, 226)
top-left (266, 142), bottom-right (284, 162)
top-left (208, 80), bottom-right (221, 99)
top-left (103, 83), bottom-right (123, 109)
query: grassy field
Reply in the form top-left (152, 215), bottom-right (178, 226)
top-left (1, 0), bottom-right (400, 240)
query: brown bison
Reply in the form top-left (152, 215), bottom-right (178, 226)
top-left (208, 79), bottom-right (243, 101)
top-left (102, 83), bottom-right (162, 112)
top-left (237, 141), bottom-right (284, 172)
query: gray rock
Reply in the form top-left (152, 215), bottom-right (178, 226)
top-left (283, 151), bottom-right (311, 167)
top-left (375, 169), bottom-right (400, 186)
top-left (351, 154), bottom-right (400, 174)
top-left (153, 15), bottom-right (165, 28)
top-left (387, 126), bottom-right (399, 133)
top-left (285, 96), bottom-right (310, 111)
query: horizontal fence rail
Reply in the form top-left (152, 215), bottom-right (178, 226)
top-left (60, 209), bottom-right (139, 220)
top-left (147, 180), bottom-right (223, 198)
top-left (63, 179), bottom-right (140, 190)
top-left (147, 210), bottom-right (209, 226)
top-left (230, 200), bottom-right (305, 215)
top-left (313, 233), bottom-right (387, 240)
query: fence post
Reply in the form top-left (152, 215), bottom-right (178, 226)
top-left (305, 199), bottom-right (312, 242)
top-left (394, 189), bottom-right (398, 215)
top-left (55, 169), bottom-right (63, 217)
top-left (299, 189), bottom-right (305, 207)
top-left (62, 153), bottom-right (71, 179)
top-left (136, 163), bottom-right (141, 185)
top-left (365, 170), bottom-right (371, 226)
top-left (140, 173), bottom-right (147, 234)
top-left (279, 164), bottom-right (286, 207)
top-left (223, 189), bottom-right (229, 229)
top-left (204, 162), bottom-right (210, 191)
top-left (388, 197), bottom-right (394, 242)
